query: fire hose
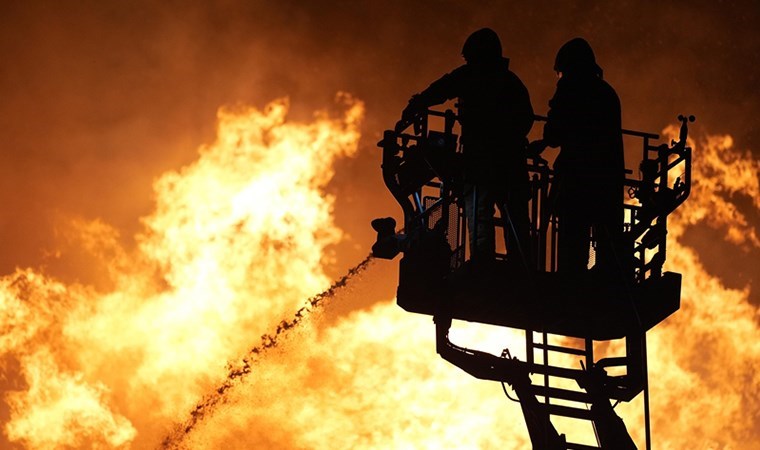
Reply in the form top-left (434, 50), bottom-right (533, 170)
top-left (161, 254), bottom-right (375, 448)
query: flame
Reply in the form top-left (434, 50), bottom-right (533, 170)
top-left (665, 128), bottom-right (760, 248)
top-left (624, 129), bottom-right (760, 448)
top-left (174, 127), bottom-right (760, 449)
top-left (2, 95), bottom-right (758, 449)
top-left (0, 94), bottom-right (364, 448)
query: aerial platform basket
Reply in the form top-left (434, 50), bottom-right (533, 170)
top-left (374, 109), bottom-right (691, 334)
top-left (372, 108), bottom-right (694, 449)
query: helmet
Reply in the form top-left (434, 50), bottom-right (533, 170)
top-left (462, 28), bottom-right (502, 63)
top-left (554, 37), bottom-right (602, 77)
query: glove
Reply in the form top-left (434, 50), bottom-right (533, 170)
top-left (396, 95), bottom-right (426, 132)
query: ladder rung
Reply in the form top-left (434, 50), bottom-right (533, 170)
top-left (528, 363), bottom-right (584, 380)
top-left (530, 385), bottom-right (590, 404)
top-left (566, 442), bottom-right (601, 450)
top-left (533, 342), bottom-right (587, 356)
top-left (547, 404), bottom-right (594, 420)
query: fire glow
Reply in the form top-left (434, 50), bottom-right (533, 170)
top-left (2, 97), bottom-right (759, 449)
top-left (1, 95), bottom-right (364, 449)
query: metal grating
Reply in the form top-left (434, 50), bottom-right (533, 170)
top-left (588, 240), bottom-right (597, 270)
top-left (424, 196), bottom-right (463, 269)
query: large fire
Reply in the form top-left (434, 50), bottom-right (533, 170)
top-left (1, 96), bottom-right (759, 449)
top-left (1, 95), bottom-right (364, 448)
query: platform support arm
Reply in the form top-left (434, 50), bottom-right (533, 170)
top-left (577, 367), bottom-right (638, 450)
top-left (434, 317), bottom-right (566, 450)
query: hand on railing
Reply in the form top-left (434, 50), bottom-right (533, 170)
top-left (395, 95), bottom-right (427, 133)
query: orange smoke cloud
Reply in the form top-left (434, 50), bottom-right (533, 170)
top-left (1, 95), bottom-right (364, 448)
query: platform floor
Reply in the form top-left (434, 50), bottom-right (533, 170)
top-left (396, 260), bottom-right (681, 341)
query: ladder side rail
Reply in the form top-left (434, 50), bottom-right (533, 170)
top-left (543, 331), bottom-right (551, 410)
top-left (531, 172), bottom-right (542, 269)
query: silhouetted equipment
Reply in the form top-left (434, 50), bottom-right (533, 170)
top-left (373, 108), bottom-right (694, 449)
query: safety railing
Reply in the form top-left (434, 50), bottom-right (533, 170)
top-left (380, 110), bottom-right (692, 284)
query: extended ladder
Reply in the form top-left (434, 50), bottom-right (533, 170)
top-left (437, 322), bottom-right (646, 450)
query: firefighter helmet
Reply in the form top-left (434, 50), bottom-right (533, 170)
top-left (554, 37), bottom-right (602, 77)
top-left (461, 28), bottom-right (502, 63)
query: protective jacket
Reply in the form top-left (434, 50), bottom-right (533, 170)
top-left (543, 70), bottom-right (625, 274)
top-left (409, 57), bottom-right (534, 187)
top-left (544, 73), bottom-right (624, 183)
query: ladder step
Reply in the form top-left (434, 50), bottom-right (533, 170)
top-left (530, 385), bottom-right (590, 404)
top-left (528, 363), bottom-right (584, 380)
top-left (547, 404), bottom-right (594, 420)
top-left (566, 442), bottom-right (601, 450)
top-left (533, 342), bottom-right (587, 356)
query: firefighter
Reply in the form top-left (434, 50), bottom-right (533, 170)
top-left (400, 28), bottom-right (534, 267)
top-left (541, 37), bottom-right (627, 276)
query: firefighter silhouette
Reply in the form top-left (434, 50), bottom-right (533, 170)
top-left (541, 38), bottom-right (627, 276)
top-left (400, 28), bottom-right (534, 267)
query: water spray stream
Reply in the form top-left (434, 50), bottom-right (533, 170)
top-left (161, 254), bottom-right (375, 448)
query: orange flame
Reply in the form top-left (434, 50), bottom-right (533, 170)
top-left (174, 127), bottom-right (760, 449)
top-left (1, 94), bottom-right (364, 448)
